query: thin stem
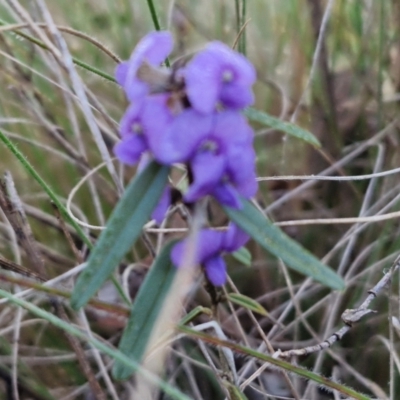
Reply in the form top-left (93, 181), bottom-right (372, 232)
top-left (377, 0), bottom-right (385, 130)
top-left (145, 0), bottom-right (171, 68)
top-left (240, 0), bottom-right (247, 55)
top-left (146, 0), bottom-right (162, 31)
top-left (235, 0), bottom-right (241, 36)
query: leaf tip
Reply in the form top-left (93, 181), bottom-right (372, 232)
top-left (331, 277), bottom-right (346, 291)
top-left (69, 291), bottom-right (86, 310)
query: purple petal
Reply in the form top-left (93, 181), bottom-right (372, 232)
top-left (220, 82), bottom-right (254, 109)
top-left (126, 32), bottom-right (173, 83)
top-left (171, 229), bottom-right (224, 267)
top-left (184, 49), bottom-right (222, 114)
top-left (212, 111), bottom-right (253, 148)
top-left (206, 42), bottom-right (256, 86)
top-left (131, 31), bottom-right (173, 66)
top-left (225, 144), bottom-right (258, 198)
top-left (226, 144), bottom-right (256, 182)
top-left (123, 31), bottom-right (174, 101)
top-left (196, 229), bottom-right (225, 262)
top-left (212, 182), bottom-right (242, 209)
top-left (125, 80), bottom-right (149, 103)
top-left (160, 110), bottom-right (212, 164)
top-left (235, 172), bottom-right (258, 198)
top-left (140, 94), bottom-right (175, 163)
top-left (119, 102), bottom-right (143, 137)
top-left (222, 223), bottom-right (249, 252)
top-left (115, 61), bottom-right (129, 86)
top-left (171, 240), bottom-right (185, 267)
top-left (184, 152), bottom-right (225, 203)
top-left (151, 186), bottom-right (171, 225)
top-left (204, 255), bottom-right (227, 286)
top-left (185, 41), bottom-right (256, 113)
top-left (114, 135), bottom-right (147, 165)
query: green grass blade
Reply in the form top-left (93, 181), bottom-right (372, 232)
top-left (179, 306), bottom-right (212, 326)
top-left (227, 293), bottom-right (268, 316)
top-left (244, 107), bottom-right (321, 147)
top-left (144, 0), bottom-right (170, 67)
top-left (70, 161), bottom-right (170, 309)
top-left (112, 240), bottom-right (177, 380)
top-left (223, 199), bottom-right (344, 290)
top-left (146, 0), bottom-right (162, 31)
top-left (0, 289), bottom-right (190, 400)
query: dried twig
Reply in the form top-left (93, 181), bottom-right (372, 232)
top-left (276, 255), bottom-right (400, 359)
top-left (0, 173), bottom-right (47, 277)
top-left (51, 202), bottom-right (84, 263)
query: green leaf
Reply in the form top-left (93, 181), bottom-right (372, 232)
top-left (223, 199), bottom-right (344, 290)
top-left (231, 246), bottom-right (252, 266)
top-left (227, 293), bottom-right (268, 316)
top-left (113, 241), bottom-right (177, 380)
top-left (244, 107), bottom-right (321, 147)
top-left (70, 161), bottom-right (169, 310)
top-left (179, 306), bottom-right (212, 326)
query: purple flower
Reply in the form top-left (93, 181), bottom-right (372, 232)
top-left (171, 223), bottom-right (249, 286)
top-left (114, 94), bottom-right (174, 166)
top-left (185, 42), bottom-right (256, 114)
top-left (174, 111), bottom-right (258, 207)
top-left (114, 102), bottom-right (147, 165)
top-left (114, 32), bottom-right (258, 212)
top-left (115, 31), bottom-right (173, 102)
top-left (148, 109), bottom-right (213, 165)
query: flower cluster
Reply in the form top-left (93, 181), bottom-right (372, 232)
top-left (115, 31), bottom-right (258, 285)
top-left (115, 31), bottom-right (257, 213)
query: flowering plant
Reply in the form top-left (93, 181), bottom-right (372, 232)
top-left (69, 28), bottom-right (343, 386)
top-left (114, 31), bottom-right (258, 286)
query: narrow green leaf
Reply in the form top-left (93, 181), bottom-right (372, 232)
top-left (223, 199), bottom-right (344, 290)
top-left (227, 293), bottom-right (268, 316)
top-left (113, 241), bottom-right (177, 380)
top-left (231, 246), bottom-right (252, 266)
top-left (71, 161), bottom-right (169, 309)
top-left (180, 306), bottom-right (212, 326)
top-left (244, 107), bottom-right (321, 147)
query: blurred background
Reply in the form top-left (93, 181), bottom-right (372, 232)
top-left (0, 0), bottom-right (399, 399)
